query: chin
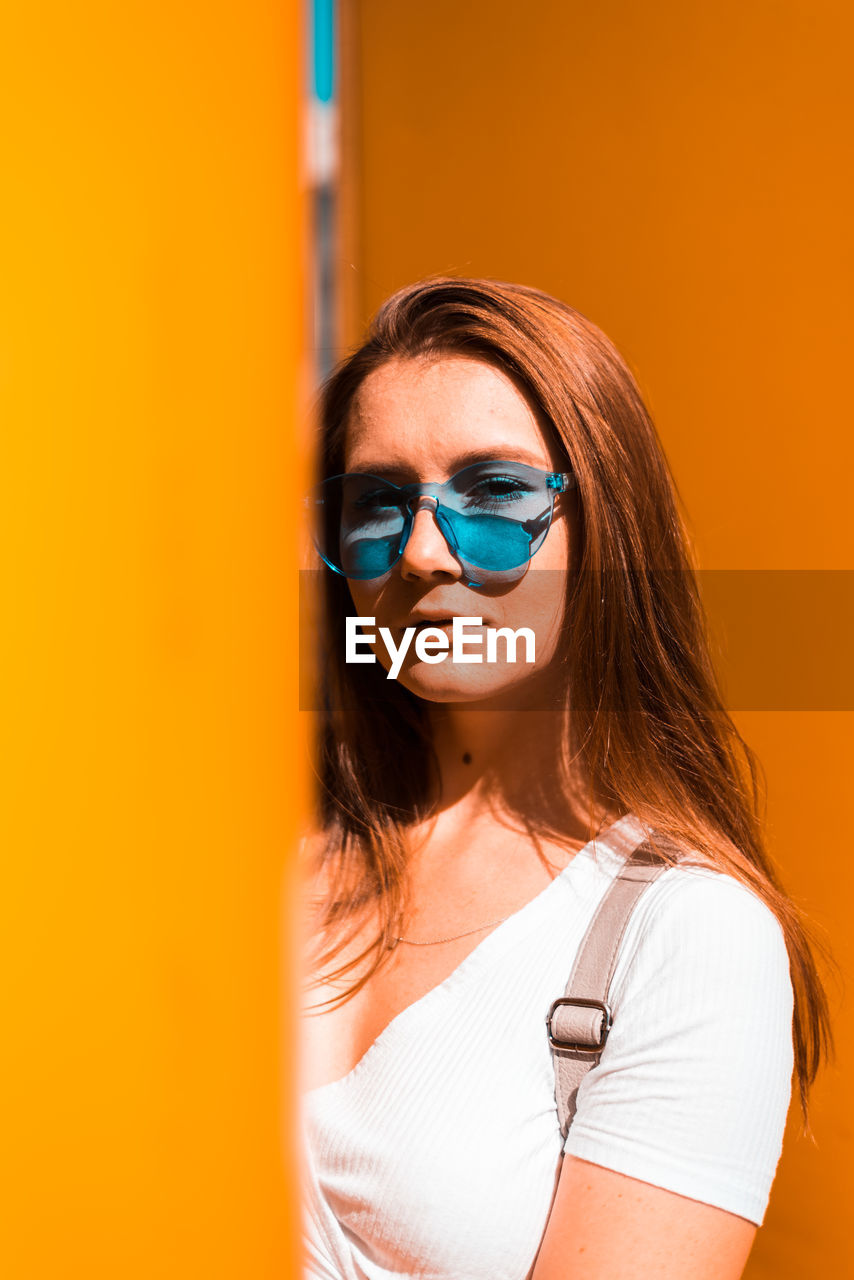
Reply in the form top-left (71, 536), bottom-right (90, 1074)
top-left (393, 661), bottom-right (553, 710)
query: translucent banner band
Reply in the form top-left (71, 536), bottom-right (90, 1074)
top-left (298, 569), bottom-right (854, 713)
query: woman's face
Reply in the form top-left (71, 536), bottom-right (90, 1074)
top-left (342, 354), bottom-right (573, 708)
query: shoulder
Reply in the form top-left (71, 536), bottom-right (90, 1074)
top-left (595, 861), bottom-right (795, 1139)
top-left (613, 861), bottom-right (792, 1001)
top-left (586, 819), bottom-right (793, 1004)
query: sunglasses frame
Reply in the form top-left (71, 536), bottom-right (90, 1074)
top-left (306, 458), bottom-right (576, 582)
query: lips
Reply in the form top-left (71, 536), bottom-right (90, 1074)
top-left (404, 614), bottom-right (489, 632)
top-left (411, 617), bottom-right (455, 631)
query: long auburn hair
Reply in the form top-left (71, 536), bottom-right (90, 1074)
top-left (308, 275), bottom-right (832, 1118)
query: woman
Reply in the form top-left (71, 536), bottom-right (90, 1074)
top-left (299, 277), bottom-right (830, 1280)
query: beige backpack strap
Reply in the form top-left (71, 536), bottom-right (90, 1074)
top-left (547, 834), bottom-right (676, 1139)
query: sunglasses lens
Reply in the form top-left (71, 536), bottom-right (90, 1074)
top-left (443, 462), bottom-right (554, 570)
top-left (439, 509), bottom-right (534, 570)
top-left (310, 474), bottom-right (407, 578)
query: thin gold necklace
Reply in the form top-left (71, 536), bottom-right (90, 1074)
top-left (387, 912), bottom-right (511, 950)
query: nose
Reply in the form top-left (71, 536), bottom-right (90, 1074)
top-left (398, 497), bottom-right (461, 581)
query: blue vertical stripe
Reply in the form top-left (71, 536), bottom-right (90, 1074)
top-left (312, 0), bottom-right (335, 103)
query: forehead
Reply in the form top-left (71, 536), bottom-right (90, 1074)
top-left (343, 354), bottom-right (560, 476)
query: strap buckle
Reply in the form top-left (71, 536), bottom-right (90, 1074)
top-left (546, 996), bottom-right (612, 1053)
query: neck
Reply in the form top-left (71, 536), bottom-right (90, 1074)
top-left (426, 696), bottom-right (588, 830)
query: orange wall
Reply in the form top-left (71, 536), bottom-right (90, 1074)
top-left (344, 2), bottom-right (852, 1273)
top-left (1, 3), bottom-right (305, 1276)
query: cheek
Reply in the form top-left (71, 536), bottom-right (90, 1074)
top-left (499, 571), bottom-right (567, 660)
top-left (506, 511), bottom-right (570, 649)
top-left (538, 504), bottom-right (572, 571)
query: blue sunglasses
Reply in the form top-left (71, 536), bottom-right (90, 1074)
top-left (306, 459), bottom-right (575, 586)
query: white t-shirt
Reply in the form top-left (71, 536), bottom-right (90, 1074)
top-left (301, 814), bottom-right (794, 1280)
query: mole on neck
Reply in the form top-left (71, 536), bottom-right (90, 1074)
top-left (462, 751), bottom-right (472, 765)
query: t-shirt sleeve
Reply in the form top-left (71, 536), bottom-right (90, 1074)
top-left (563, 866), bottom-right (795, 1226)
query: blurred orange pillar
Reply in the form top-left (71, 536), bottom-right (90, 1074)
top-left (0, 3), bottom-right (305, 1276)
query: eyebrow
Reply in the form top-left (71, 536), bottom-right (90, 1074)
top-left (344, 445), bottom-right (554, 478)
